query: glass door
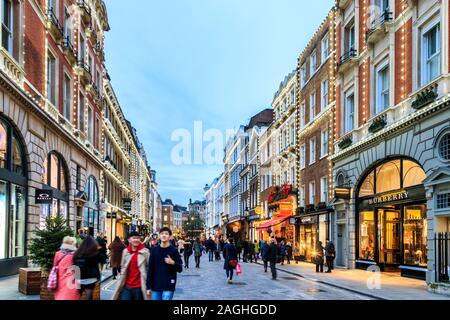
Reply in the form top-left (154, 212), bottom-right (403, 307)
top-left (378, 208), bottom-right (401, 265)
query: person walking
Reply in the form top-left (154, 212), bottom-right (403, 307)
top-left (325, 239), bottom-right (336, 273)
top-left (279, 241), bottom-right (287, 265)
top-left (286, 242), bottom-right (293, 265)
top-left (193, 238), bottom-right (202, 268)
top-left (214, 238), bottom-right (221, 261)
top-left (223, 238), bottom-right (238, 284)
top-left (254, 240), bottom-right (260, 261)
top-left (177, 238), bottom-right (185, 255)
top-left (108, 236), bottom-right (127, 280)
top-left (183, 238), bottom-right (193, 269)
top-left (206, 237), bottom-right (214, 262)
top-left (74, 236), bottom-right (106, 300)
top-left (248, 241), bottom-right (255, 263)
top-left (260, 240), bottom-right (268, 272)
top-left (242, 239), bottom-right (249, 263)
top-left (146, 227), bottom-right (183, 300)
top-left (236, 239), bottom-right (242, 261)
top-left (112, 232), bottom-right (150, 300)
top-left (315, 241), bottom-right (325, 273)
top-left (52, 236), bottom-right (80, 300)
top-left (265, 238), bottom-right (278, 280)
top-left (96, 233), bottom-right (107, 271)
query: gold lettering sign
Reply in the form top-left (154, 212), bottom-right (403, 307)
top-left (368, 191), bottom-right (409, 205)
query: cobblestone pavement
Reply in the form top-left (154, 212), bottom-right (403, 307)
top-left (101, 255), bottom-right (372, 300)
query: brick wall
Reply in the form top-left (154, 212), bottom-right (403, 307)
top-left (394, 18), bottom-right (412, 105)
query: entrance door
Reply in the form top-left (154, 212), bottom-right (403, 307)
top-left (378, 208), bottom-right (401, 267)
top-left (337, 224), bottom-right (347, 267)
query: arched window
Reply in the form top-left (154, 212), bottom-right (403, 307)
top-left (0, 117), bottom-right (27, 260)
top-left (84, 176), bottom-right (101, 235)
top-left (40, 152), bottom-right (69, 228)
top-left (358, 158), bottom-right (426, 198)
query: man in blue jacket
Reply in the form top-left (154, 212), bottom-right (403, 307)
top-left (146, 227), bottom-right (183, 300)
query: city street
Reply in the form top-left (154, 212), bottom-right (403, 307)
top-left (101, 255), bottom-right (372, 300)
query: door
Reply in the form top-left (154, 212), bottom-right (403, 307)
top-left (337, 224), bottom-right (347, 267)
top-left (378, 208), bottom-right (401, 266)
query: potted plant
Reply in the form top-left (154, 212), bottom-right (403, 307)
top-left (28, 215), bottom-right (74, 300)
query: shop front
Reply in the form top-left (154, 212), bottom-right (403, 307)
top-left (226, 217), bottom-right (248, 242)
top-left (295, 206), bottom-right (331, 263)
top-left (355, 158), bottom-right (428, 279)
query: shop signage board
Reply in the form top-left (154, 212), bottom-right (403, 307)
top-left (123, 198), bottom-right (132, 211)
top-left (35, 189), bottom-right (53, 204)
top-left (299, 215), bottom-right (318, 225)
top-left (359, 186), bottom-right (426, 209)
top-left (367, 190), bottom-right (409, 205)
top-left (335, 187), bottom-right (351, 199)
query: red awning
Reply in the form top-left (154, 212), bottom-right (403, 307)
top-left (256, 215), bottom-right (291, 230)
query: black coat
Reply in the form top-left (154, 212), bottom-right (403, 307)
top-left (223, 244), bottom-right (238, 270)
top-left (264, 243), bottom-right (278, 263)
top-left (325, 242), bottom-right (336, 258)
top-left (74, 253), bottom-right (104, 280)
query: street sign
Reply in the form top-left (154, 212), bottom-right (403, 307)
top-left (35, 189), bottom-right (53, 204)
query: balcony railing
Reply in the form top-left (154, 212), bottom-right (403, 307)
top-left (367, 10), bottom-right (393, 43)
top-left (76, 61), bottom-right (92, 84)
top-left (338, 49), bottom-right (358, 66)
top-left (94, 43), bottom-right (105, 62)
top-left (62, 36), bottom-right (77, 65)
top-left (46, 8), bottom-right (64, 42)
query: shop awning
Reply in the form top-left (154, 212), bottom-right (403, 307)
top-left (256, 215), bottom-right (291, 230)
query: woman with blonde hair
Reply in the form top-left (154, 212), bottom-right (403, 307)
top-left (52, 236), bottom-right (80, 300)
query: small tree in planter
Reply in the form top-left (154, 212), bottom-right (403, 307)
top-left (28, 215), bottom-right (74, 300)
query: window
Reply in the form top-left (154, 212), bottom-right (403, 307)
top-left (284, 171), bottom-right (288, 184)
top-left (438, 132), bottom-right (450, 161)
top-left (290, 123), bottom-right (295, 146)
top-left (346, 23), bottom-right (356, 52)
top-left (437, 193), bottom-right (450, 209)
top-left (344, 92), bottom-right (354, 133)
top-left (359, 211), bottom-right (375, 260)
top-left (321, 129), bottom-right (328, 157)
top-left (309, 181), bottom-right (316, 205)
top-left (310, 51), bottom-right (317, 76)
top-left (2, 0), bottom-right (13, 54)
top-left (63, 73), bottom-right (72, 121)
top-left (300, 185), bottom-right (305, 206)
top-left (300, 144), bottom-right (306, 169)
top-left (321, 80), bottom-right (329, 110)
top-left (78, 91), bottom-right (85, 132)
top-left (290, 88), bottom-right (296, 105)
top-left (63, 7), bottom-right (73, 43)
top-left (300, 102), bottom-right (306, 127)
top-left (300, 65), bottom-right (307, 88)
top-left (321, 177), bottom-right (328, 203)
top-left (376, 64), bottom-right (389, 114)
top-left (310, 92), bottom-right (316, 121)
top-left (309, 137), bottom-right (316, 165)
top-left (421, 21), bottom-right (440, 86)
top-left (376, 160), bottom-right (401, 193)
top-left (88, 106), bottom-right (93, 143)
top-left (291, 167), bottom-right (296, 185)
top-left (47, 51), bottom-right (57, 105)
top-left (79, 33), bottom-right (86, 62)
top-left (403, 205), bottom-right (427, 266)
top-left (95, 116), bottom-right (100, 150)
top-left (322, 33), bottom-right (329, 61)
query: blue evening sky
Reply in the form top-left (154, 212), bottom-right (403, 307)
top-left (104, 0), bottom-right (334, 206)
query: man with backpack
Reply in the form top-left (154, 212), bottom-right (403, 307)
top-left (325, 239), bottom-right (336, 273)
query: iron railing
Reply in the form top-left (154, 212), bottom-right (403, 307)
top-left (338, 48), bottom-right (357, 66)
top-left (47, 8), bottom-right (64, 35)
top-left (435, 232), bottom-right (450, 283)
top-left (62, 36), bottom-right (74, 53)
top-left (367, 10), bottom-right (393, 37)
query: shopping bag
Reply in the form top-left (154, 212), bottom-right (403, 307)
top-left (236, 263), bottom-right (242, 275)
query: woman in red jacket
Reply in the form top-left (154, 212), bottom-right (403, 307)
top-left (53, 236), bottom-right (80, 300)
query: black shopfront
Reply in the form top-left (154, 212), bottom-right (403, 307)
top-left (355, 158), bottom-right (428, 280)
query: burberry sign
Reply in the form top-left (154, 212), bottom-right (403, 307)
top-left (368, 191), bottom-right (409, 205)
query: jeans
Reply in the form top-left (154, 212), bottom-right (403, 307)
top-left (270, 261), bottom-right (277, 279)
top-left (120, 286), bottom-right (143, 301)
top-left (316, 261), bottom-right (324, 273)
top-left (263, 260), bottom-right (268, 272)
top-left (208, 251), bottom-right (214, 262)
top-left (195, 256), bottom-right (201, 268)
top-left (226, 268), bottom-right (234, 281)
top-left (151, 291), bottom-right (174, 301)
top-left (184, 255), bottom-right (190, 268)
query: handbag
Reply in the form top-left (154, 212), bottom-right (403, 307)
top-left (47, 253), bottom-right (70, 291)
top-left (229, 260), bottom-right (238, 268)
top-left (236, 263), bottom-right (242, 275)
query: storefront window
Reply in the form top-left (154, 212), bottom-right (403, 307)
top-left (9, 185), bottom-right (25, 258)
top-left (12, 135), bottom-right (23, 175)
top-left (359, 171), bottom-right (375, 197)
top-left (84, 176), bottom-right (100, 235)
top-left (0, 181), bottom-right (7, 259)
top-left (403, 160), bottom-right (426, 188)
top-left (0, 123), bottom-right (6, 168)
top-left (359, 211), bottom-right (375, 260)
top-left (376, 160), bottom-right (401, 194)
top-left (404, 205), bottom-right (427, 267)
